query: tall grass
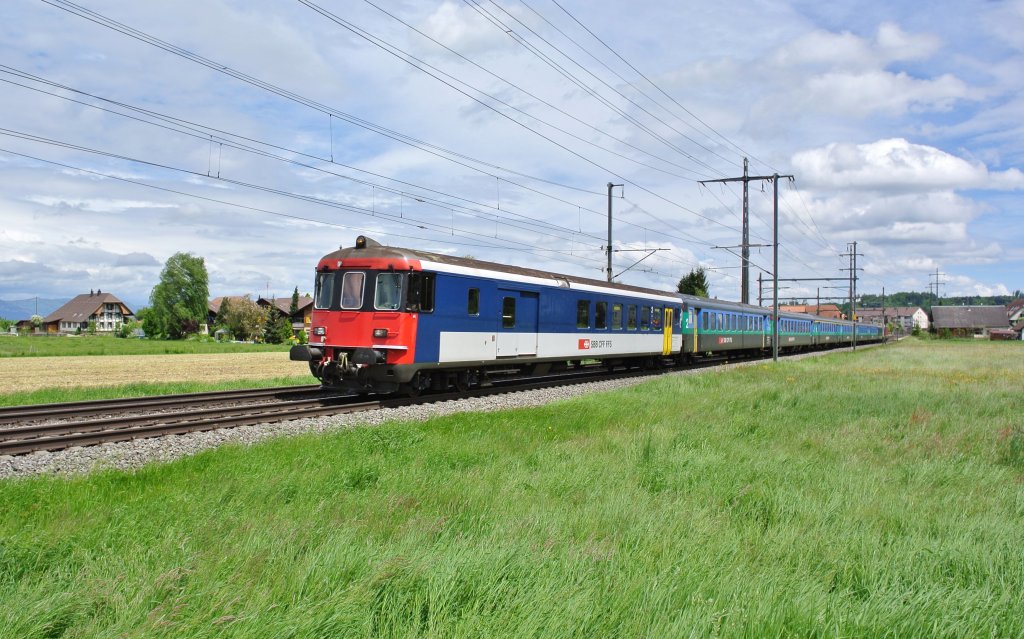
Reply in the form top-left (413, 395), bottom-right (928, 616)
top-left (1, 339), bottom-right (1022, 637)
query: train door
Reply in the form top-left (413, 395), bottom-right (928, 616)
top-left (496, 290), bottom-right (539, 357)
top-left (662, 308), bottom-right (673, 355)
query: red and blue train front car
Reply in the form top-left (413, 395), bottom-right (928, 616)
top-left (289, 236), bottom-right (686, 394)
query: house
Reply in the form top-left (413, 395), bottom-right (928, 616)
top-left (1006, 298), bottom-right (1024, 324)
top-left (1012, 319), bottom-right (1024, 340)
top-left (43, 290), bottom-right (134, 334)
top-left (931, 305), bottom-right (1009, 338)
top-left (207, 295), bottom-right (252, 327)
top-left (854, 307), bottom-right (929, 332)
top-left (777, 304), bottom-right (845, 319)
top-left (258, 295), bottom-right (313, 336)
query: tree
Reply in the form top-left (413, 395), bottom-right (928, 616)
top-left (264, 310), bottom-right (292, 344)
top-left (0, 317), bottom-right (13, 332)
top-left (677, 267), bottom-right (709, 298)
top-left (215, 297), bottom-right (234, 331)
top-left (30, 314), bottom-right (43, 330)
top-left (290, 287), bottom-right (300, 316)
top-left (219, 296), bottom-right (266, 342)
top-left (148, 253), bottom-right (209, 339)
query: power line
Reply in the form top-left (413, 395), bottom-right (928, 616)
top-left (516, 0), bottom-right (741, 167)
top-left (42, 0), bottom-right (747, 265)
top-left (546, 0), bottom-right (778, 175)
top-left (466, 0), bottom-right (729, 178)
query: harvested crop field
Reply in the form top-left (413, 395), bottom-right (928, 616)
top-left (0, 352), bottom-right (311, 394)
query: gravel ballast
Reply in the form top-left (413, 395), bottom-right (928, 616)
top-left (0, 346), bottom-right (880, 479)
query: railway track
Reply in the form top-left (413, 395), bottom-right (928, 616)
top-left (0, 343), bottom-right (877, 457)
top-left (0, 367), bottom-right (658, 456)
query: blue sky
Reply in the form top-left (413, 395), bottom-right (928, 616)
top-left (1, 0), bottom-right (1021, 312)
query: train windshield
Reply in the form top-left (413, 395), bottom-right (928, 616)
top-left (314, 272), bottom-right (335, 310)
top-left (374, 273), bottom-right (403, 310)
top-left (341, 272), bottom-right (365, 309)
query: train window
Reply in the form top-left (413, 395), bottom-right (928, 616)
top-left (627, 305), bottom-right (637, 330)
top-left (652, 308), bottom-right (662, 329)
top-left (717, 313), bottom-right (723, 330)
top-left (576, 300), bottom-right (590, 328)
top-left (611, 304), bottom-right (623, 330)
top-left (702, 311), bottom-right (708, 330)
top-left (407, 272), bottom-right (435, 312)
top-left (595, 302), bottom-right (608, 329)
top-left (341, 272), bottom-right (365, 309)
top-left (502, 297), bottom-right (516, 328)
top-left (315, 272), bottom-right (336, 310)
top-left (640, 306), bottom-right (650, 330)
top-left (730, 315), bottom-right (737, 331)
top-left (467, 288), bottom-right (480, 316)
top-left (374, 273), bottom-right (403, 311)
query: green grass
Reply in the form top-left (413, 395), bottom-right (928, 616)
top-left (0, 376), bottom-right (317, 407)
top-left (1, 339), bottom-right (1023, 637)
top-left (0, 335), bottom-right (290, 357)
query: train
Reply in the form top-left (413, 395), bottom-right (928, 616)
top-left (289, 236), bottom-right (884, 394)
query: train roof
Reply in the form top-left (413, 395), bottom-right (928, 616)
top-left (320, 237), bottom-right (676, 300)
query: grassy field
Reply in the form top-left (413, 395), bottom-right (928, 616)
top-left (1, 339), bottom-right (1022, 637)
top-left (0, 352), bottom-right (314, 399)
top-left (0, 335), bottom-right (290, 358)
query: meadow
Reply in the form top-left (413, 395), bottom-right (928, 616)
top-left (0, 335), bottom-right (290, 357)
top-left (1, 339), bottom-right (1022, 637)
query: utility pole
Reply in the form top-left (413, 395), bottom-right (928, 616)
top-left (698, 158), bottom-right (759, 304)
top-left (758, 272), bottom-right (762, 307)
top-left (841, 241), bottom-right (864, 350)
top-left (701, 167), bottom-right (793, 360)
top-left (930, 268), bottom-right (945, 305)
top-left (606, 183), bottom-right (624, 282)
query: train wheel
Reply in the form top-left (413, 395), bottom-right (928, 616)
top-left (400, 372), bottom-right (424, 397)
top-left (454, 371), bottom-right (471, 393)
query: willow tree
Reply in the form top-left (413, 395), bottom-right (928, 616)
top-left (148, 252), bottom-right (209, 339)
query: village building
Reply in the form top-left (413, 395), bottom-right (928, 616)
top-left (208, 294), bottom-right (313, 337)
top-left (257, 295), bottom-right (313, 336)
top-left (854, 306), bottom-right (929, 332)
top-left (931, 305), bottom-right (1010, 338)
top-left (1006, 298), bottom-right (1024, 324)
top-left (42, 290), bottom-right (134, 334)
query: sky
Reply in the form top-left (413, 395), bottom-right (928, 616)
top-left (1, 0), bottom-right (1022, 312)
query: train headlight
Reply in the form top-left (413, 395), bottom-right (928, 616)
top-left (372, 328), bottom-right (388, 338)
top-left (313, 326), bottom-right (325, 336)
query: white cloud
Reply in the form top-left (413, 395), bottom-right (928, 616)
top-left (23, 196), bottom-right (179, 213)
top-left (793, 138), bottom-right (1024, 192)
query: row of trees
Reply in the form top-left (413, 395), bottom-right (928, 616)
top-left (140, 252), bottom-right (302, 342)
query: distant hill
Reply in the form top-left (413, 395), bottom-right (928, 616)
top-left (0, 298), bottom-right (67, 321)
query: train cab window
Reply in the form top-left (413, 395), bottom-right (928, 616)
top-left (315, 271), bottom-right (336, 310)
top-left (576, 300), bottom-right (590, 328)
top-left (652, 308), bottom-right (662, 330)
top-left (595, 302), bottom-right (608, 329)
top-left (467, 288), bottom-right (480, 316)
top-left (407, 272), bottom-right (435, 312)
top-left (374, 273), bottom-right (403, 311)
top-left (502, 297), bottom-right (516, 328)
top-left (640, 306), bottom-right (651, 330)
top-left (341, 272), bottom-right (366, 309)
top-left (611, 303), bottom-right (623, 330)
top-left (627, 305), bottom-right (637, 330)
